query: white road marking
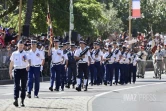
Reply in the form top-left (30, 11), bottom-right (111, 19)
top-left (95, 82), bottom-right (166, 97)
top-left (88, 82), bottom-right (166, 111)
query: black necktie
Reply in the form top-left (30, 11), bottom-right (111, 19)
top-left (20, 50), bottom-right (23, 53)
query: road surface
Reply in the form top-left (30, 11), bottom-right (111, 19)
top-left (0, 71), bottom-right (166, 111)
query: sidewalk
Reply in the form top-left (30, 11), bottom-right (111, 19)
top-left (0, 96), bottom-right (92, 111)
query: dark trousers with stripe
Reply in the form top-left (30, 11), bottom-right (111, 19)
top-left (128, 64), bottom-right (133, 83)
top-left (27, 66), bottom-right (40, 96)
top-left (14, 68), bottom-right (28, 100)
top-left (119, 64), bottom-right (125, 84)
top-left (77, 63), bottom-right (88, 88)
top-left (106, 64), bottom-right (114, 83)
top-left (124, 64), bottom-right (129, 84)
top-left (60, 64), bottom-right (66, 89)
top-left (113, 62), bottom-right (120, 84)
top-left (67, 64), bottom-right (77, 85)
top-left (132, 65), bottom-right (137, 83)
top-left (94, 62), bottom-right (102, 84)
top-left (50, 64), bottom-right (62, 90)
top-left (89, 64), bottom-right (96, 84)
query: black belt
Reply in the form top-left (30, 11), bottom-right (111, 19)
top-left (95, 61), bottom-right (100, 62)
top-left (52, 62), bottom-right (61, 65)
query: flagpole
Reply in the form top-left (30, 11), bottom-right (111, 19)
top-left (128, 0), bottom-right (132, 49)
top-left (18, 0), bottom-right (23, 40)
top-left (69, 0), bottom-right (74, 44)
top-left (129, 0), bottom-right (132, 41)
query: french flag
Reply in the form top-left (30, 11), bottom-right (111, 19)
top-left (132, 0), bottom-right (141, 18)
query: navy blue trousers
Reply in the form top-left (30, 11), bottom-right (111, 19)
top-left (89, 64), bottom-right (96, 84)
top-left (132, 65), bottom-right (137, 83)
top-left (27, 66), bottom-right (40, 96)
top-left (124, 64), bottom-right (129, 84)
top-left (94, 62), bottom-right (102, 84)
top-left (14, 68), bottom-right (27, 99)
top-left (119, 64), bottom-right (125, 84)
top-left (106, 64), bottom-right (114, 83)
top-left (113, 62), bottom-right (120, 84)
top-left (50, 64), bottom-right (62, 90)
top-left (67, 65), bottom-right (77, 85)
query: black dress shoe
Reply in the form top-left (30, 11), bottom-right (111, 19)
top-left (72, 85), bottom-right (75, 89)
top-left (76, 87), bottom-right (81, 91)
top-left (20, 99), bottom-right (25, 107)
top-left (65, 85), bottom-right (70, 89)
top-left (27, 93), bottom-right (31, 98)
top-left (61, 89), bottom-right (64, 91)
top-left (110, 83), bottom-right (112, 86)
top-left (13, 99), bottom-right (18, 107)
top-left (49, 87), bottom-right (53, 91)
top-left (54, 89), bottom-right (59, 91)
top-left (84, 85), bottom-right (87, 91)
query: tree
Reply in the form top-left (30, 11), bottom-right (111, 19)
top-left (24, 0), bottom-right (34, 25)
top-left (92, 3), bottom-right (123, 39)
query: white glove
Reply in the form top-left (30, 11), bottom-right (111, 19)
top-left (40, 66), bottom-right (43, 72)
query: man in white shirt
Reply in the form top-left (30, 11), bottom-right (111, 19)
top-left (27, 40), bottom-right (45, 98)
top-left (131, 52), bottom-right (138, 84)
top-left (9, 40), bottom-right (29, 107)
top-left (92, 42), bottom-right (103, 85)
top-left (154, 45), bottom-right (164, 79)
top-left (66, 43), bottom-right (77, 88)
top-left (48, 39), bottom-right (64, 91)
top-left (61, 42), bottom-right (68, 91)
top-left (113, 42), bottom-right (121, 85)
top-left (74, 40), bottom-right (91, 91)
top-left (103, 45), bottom-right (114, 86)
top-left (161, 45), bottom-right (166, 74)
top-left (136, 46), bottom-right (148, 78)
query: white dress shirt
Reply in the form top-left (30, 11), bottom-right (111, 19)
top-left (74, 47), bottom-right (90, 63)
top-left (10, 50), bottom-right (29, 68)
top-left (28, 49), bottom-right (45, 66)
top-left (51, 48), bottom-right (64, 64)
top-left (113, 48), bottom-right (121, 62)
top-left (103, 52), bottom-right (114, 64)
top-left (154, 50), bottom-right (164, 60)
top-left (92, 49), bottom-right (103, 62)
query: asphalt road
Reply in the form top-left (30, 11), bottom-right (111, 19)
top-left (0, 71), bottom-right (166, 111)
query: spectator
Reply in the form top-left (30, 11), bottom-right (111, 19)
top-left (4, 28), bottom-right (18, 45)
top-left (0, 32), bottom-right (5, 47)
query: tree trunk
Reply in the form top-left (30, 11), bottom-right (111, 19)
top-left (24, 0), bottom-right (34, 25)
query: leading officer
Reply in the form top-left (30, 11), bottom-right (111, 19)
top-left (9, 40), bottom-right (29, 107)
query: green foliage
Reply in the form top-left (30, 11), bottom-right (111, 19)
top-left (92, 3), bottom-right (123, 39)
top-left (1, 0), bottom-right (165, 38)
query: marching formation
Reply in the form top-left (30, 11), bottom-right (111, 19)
top-left (9, 33), bottom-right (166, 107)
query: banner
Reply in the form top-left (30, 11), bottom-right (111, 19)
top-left (132, 0), bottom-right (141, 18)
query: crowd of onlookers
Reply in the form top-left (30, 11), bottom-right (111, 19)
top-left (0, 26), bottom-right (165, 79)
